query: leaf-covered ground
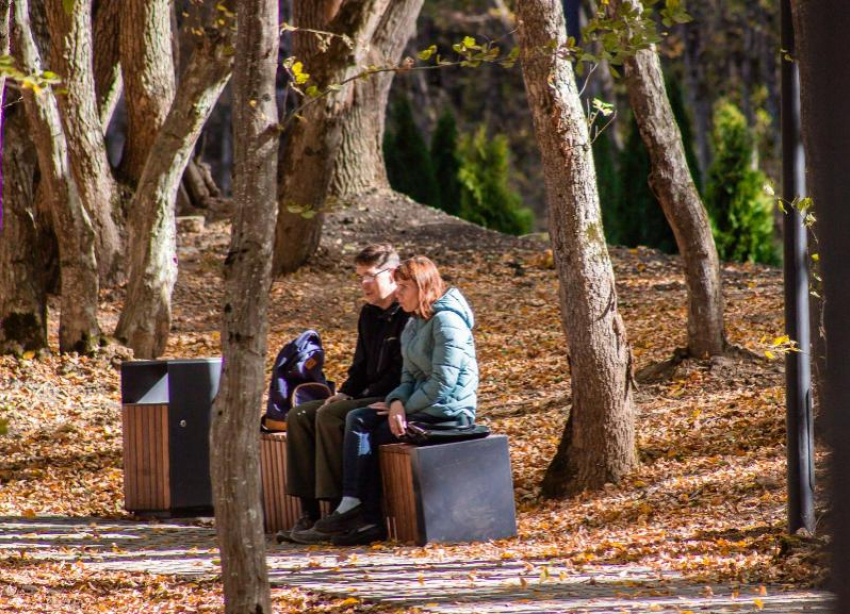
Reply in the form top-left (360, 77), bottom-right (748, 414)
top-left (0, 194), bottom-right (829, 611)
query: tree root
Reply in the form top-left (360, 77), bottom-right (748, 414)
top-left (635, 343), bottom-right (766, 384)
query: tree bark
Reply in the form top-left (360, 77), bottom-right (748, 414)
top-left (273, 0), bottom-right (391, 275)
top-left (0, 2), bottom-right (49, 354)
top-left (118, 0), bottom-right (176, 185)
top-left (115, 16), bottom-right (234, 359)
top-left (791, 0), bottom-right (850, 604)
top-left (13, 0), bottom-right (101, 354)
top-left (516, 0), bottom-right (637, 496)
top-left (608, 0), bottom-right (726, 359)
top-left (92, 0), bottom-right (122, 131)
top-left (210, 0), bottom-right (279, 611)
top-left (45, 0), bottom-right (122, 284)
top-left (328, 0), bottom-right (424, 199)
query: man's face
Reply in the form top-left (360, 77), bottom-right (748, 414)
top-left (356, 263), bottom-right (396, 306)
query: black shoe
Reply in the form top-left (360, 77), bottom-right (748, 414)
top-left (290, 526), bottom-right (335, 545)
top-left (312, 505), bottom-right (363, 534)
top-left (275, 515), bottom-right (315, 544)
top-left (330, 522), bottom-right (386, 546)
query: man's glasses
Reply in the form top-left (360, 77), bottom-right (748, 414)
top-left (357, 268), bottom-right (392, 283)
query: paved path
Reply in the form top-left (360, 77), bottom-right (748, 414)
top-left (0, 517), bottom-right (833, 613)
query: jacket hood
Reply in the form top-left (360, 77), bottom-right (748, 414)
top-left (432, 287), bottom-right (474, 329)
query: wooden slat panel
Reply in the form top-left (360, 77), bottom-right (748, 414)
top-left (122, 405), bottom-right (135, 510)
top-left (260, 432), bottom-right (302, 534)
top-left (156, 405), bottom-right (170, 509)
top-left (122, 404), bottom-right (170, 512)
top-left (380, 444), bottom-right (418, 544)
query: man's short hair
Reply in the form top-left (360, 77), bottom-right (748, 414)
top-left (354, 243), bottom-right (400, 270)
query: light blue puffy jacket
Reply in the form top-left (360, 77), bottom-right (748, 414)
top-left (386, 287), bottom-right (478, 420)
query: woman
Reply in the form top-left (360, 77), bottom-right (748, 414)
top-left (311, 256), bottom-right (478, 545)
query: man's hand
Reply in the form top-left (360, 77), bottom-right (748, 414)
top-left (369, 401), bottom-right (389, 412)
top-left (388, 400), bottom-right (407, 437)
top-left (321, 392), bottom-right (351, 407)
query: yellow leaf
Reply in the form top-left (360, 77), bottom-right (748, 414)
top-left (772, 335), bottom-right (790, 346)
top-left (764, 350), bottom-right (775, 360)
top-left (758, 586), bottom-right (768, 596)
top-left (754, 598), bottom-right (764, 610)
top-left (339, 597), bottom-right (359, 606)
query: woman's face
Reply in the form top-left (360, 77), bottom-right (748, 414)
top-left (395, 278), bottom-right (420, 313)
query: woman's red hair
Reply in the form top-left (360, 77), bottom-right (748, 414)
top-left (393, 256), bottom-right (446, 320)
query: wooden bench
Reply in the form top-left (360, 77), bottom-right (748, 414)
top-left (260, 431), bottom-right (517, 545)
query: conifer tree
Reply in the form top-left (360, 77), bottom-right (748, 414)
top-left (705, 100), bottom-right (777, 264)
top-left (593, 130), bottom-right (623, 245)
top-left (430, 111), bottom-right (463, 216)
top-left (617, 113), bottom-right (677, 253)
top-left (383, 97), bottom-right (441, 208)
top-left (457, 126), bottom-right (534, 235)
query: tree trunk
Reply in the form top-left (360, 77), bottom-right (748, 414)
top-left (45, 0), bottom-right (122, 285)
top-left (791, 0), bottom-right (850, 603)
top-left (516, 0), bottom-right (637, 496)
top-left (609, 0), bottom-right (726, 359)
top-left (0, 103), bottom-right (49, 354)
top-left (13, 0), bottom-right (101, 354)
top-left (328, 0), bottom-right (424, 199)
top-left (210, 0), bottom-right (278, 611)
top-left (93, 0), bottom-right (122, 131)
top-left (180, 157), bottom-right (222, 212)
top-left (0, 3), bottom-right (49, 354)
top-left (115, 14), bottom-right (233, 359)
top-left (118, 0), bottom-right (176, 185)
top-left (273, 0), bottom-right (391, 275)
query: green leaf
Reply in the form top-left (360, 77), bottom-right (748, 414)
top-left (305, 85), bottom-right (320, 98)
top-left (462, 36), bottom-right (477, 49)
top-left (63, 0), bottom-right (75, 15)
top-left (500, 47), bottom-right (520, 69)
top-left (291, 61), bottom-right (310, 85)
top-left (0, 418), bottom-right (7, 436)
top-left (417, 45), bottom-right (437, 61)
top-left (592, 98), bottom-right (615, 117)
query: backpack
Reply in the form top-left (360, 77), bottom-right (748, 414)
top-left (262, 330), bottom-right (334, 430)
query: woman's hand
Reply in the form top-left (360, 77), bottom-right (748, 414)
top-left (388, 400), bottom-right (407, 437)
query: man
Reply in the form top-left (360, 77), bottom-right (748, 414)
top-left (280, 244), bottom-right (409, 544)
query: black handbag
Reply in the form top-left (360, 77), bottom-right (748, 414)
top-left (401, 421), bottom-right (491, 445)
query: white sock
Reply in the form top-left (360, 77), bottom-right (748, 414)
top-left (335, 496), bottom-right (361, 514)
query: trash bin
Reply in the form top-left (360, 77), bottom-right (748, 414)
top-left (120, 358), bottom-right (221, 514)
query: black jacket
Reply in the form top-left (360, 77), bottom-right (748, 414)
top-left (339, 302), bottom-right (409, 399)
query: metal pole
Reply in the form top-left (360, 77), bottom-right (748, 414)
top-left (780, 0), bottom-right (815, 534)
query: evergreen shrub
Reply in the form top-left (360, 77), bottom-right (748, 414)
top-left (383, 98), bottom-right (441, 208)
top-left (457, 126), bottom-right (534, 236)
top-left (705, 100), bottom-right (777, 264)
top-left (430, 111), bottom-right (463, 216)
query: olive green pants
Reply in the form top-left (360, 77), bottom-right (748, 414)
top-left (284, 396), bottom-right (382, 500)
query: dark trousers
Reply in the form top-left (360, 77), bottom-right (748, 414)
top-left (285, 396), bottom-right (382, 500)
top-left (341, 408), bottom-right (453, 522)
